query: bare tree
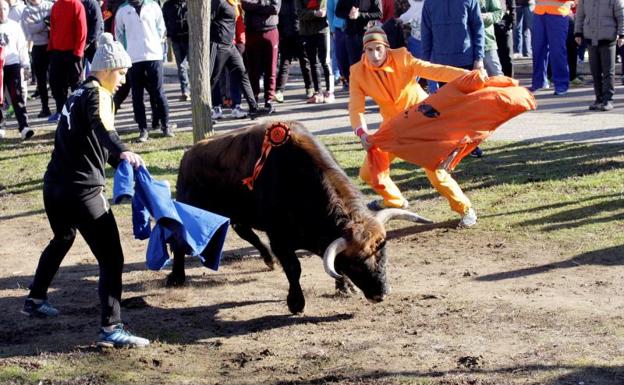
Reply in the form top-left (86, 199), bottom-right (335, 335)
top-left (187, 0), bottom-right (212, 142)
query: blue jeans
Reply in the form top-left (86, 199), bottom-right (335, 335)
top-left (484, 49), bottom-right (504, 76)
top-left (171, 37), bottom-right (190, 95)
top-left (345, 32), bottom-right (363, 71)
top-left (514, 5), bottom-right (533, 56)
top-left (334, 29), bottom-right (351, 81)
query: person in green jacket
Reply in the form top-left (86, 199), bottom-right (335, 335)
top-left (480, 0), bottom-right (504, 75)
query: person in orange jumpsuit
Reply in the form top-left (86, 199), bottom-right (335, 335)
top-left (349, 26), bottom-right (479, 227)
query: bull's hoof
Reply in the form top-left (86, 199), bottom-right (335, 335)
top-left (262, 254), bottom-right (276, 270)
top-left (165, 272), bottom-right (186, 287)
top-left (287, 290), bottom-right (305, 314)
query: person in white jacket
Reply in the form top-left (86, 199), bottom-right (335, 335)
top-left (0, 0), bottom-right (31, 139)
top-left (115, 0), bottom-right (174, 142)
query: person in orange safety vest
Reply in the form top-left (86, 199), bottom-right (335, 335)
top-left (348, 26), bottom-right (481, 227)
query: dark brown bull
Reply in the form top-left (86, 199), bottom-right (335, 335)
top-left (169, 121), bottom-right (430, 313)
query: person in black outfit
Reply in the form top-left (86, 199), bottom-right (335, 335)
top-left (211, 0), bottom-right (261, 118)
top-left (82, 0), bottom-right (103, 63)
top-left (494, 0), bottom-right (514, 77)
top-left (22, 33), bottom-right (149, 348)
top-left (163, 0), bottom-right (190, 101)
top-left (335, 0), bottom-right (382, 78)
top-left (275, 0), bottom-right (312, 102)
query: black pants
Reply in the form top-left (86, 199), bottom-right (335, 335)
top-left (276, 34), bottom-right (312, 92)
top-left (84, 42), bottom-right (97, 63)
top-left (128, 60), bottom-right (169, 129)
top-left (588, 41), bottom-right (616, 103)
top-left (31, 44), bottom-right (50, 111)
top-left (1, 63), bottom-right (29, 130)
top-left (171, 36), bottom-right (190, 95)
top-left (113, 80), bottom-right (131, 111)
top-left (495, 23), bottom-right (514, 77)
top-left (49, 50), bottom-right (83, 113)
top-left (210, 42), bottom-right (258, 110)
top-left (29, 183), bottom-right (124, 327)
top-left (302, 33), bottom-right (332, 93)
top-left (567, 17), bottom-right (578, 80)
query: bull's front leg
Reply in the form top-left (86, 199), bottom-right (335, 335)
top-left (271, 243), bottom-right (305, 314)
top-left (232, 223), bottom-right (276, 270)
top-left (166, 244), bottom-right (186, 287)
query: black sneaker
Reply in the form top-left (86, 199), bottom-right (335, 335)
top-left (589, 101), bottom-right (603, 111)
top-left (469, 147), bottom-right (483, 158)
top-left (367, 199), bottom-right (409, 211)
top-left (136, 128), bottom-right (149, 143)
top-left (248, 106), bottom-right (261, 120)
top-left (264, 102), bottom-right (275, 115)
top-left (21, 298), bottom-right (59, 318)
top-left (37, 108), bottom-right (51, 118)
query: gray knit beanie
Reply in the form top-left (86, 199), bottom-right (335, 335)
top-left (90, 33), bottom-right (132, 72)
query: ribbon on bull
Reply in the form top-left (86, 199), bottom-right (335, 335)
top-left (242, 122), bottom-right (291, 190)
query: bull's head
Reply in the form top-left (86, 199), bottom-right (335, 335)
top-left (323, 209), bottom-right (432, 302)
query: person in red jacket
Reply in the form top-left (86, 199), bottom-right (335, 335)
top-left (47, 0), bottom-right (87, 123)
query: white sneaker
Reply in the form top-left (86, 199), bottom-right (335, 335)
top-left (0, 128), bottom-right (5, 139)
top-left (211, 106), bottom-right (223, 120)
top-left (20, 126), bottom-right (34, 140)
top-left (230, 105), bottom-right (247, 119)
top-left (458, 208), bottom-right (477, 228)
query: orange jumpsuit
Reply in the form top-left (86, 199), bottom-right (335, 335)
top-left (348, 47), bottom-right (471, 213)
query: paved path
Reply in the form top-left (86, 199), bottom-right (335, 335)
top-left (13, 60), bottom-right (624, 144)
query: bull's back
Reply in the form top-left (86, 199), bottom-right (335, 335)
top-left (176, 126), bottom-right (264, 221)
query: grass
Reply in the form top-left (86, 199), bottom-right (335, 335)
top-left (1, 130), bottom-right (623, 246)
top-left (1, 130), bottom-right (623, 385)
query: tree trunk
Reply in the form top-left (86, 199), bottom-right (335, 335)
top-left (187, 0), bottom-right (213, 142)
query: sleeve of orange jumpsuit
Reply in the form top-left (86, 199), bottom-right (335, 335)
top-left (348, 71), bottom-right (368, 131)
top-left (405, 54), bottom-right (469, 84)
top-left (347, 66), bottom-right (398, 203)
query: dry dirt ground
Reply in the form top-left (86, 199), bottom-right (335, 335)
top-left (1, 199), bottom-right (623, 385)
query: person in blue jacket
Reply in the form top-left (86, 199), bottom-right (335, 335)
top-left (421, 0), bottom-right (485, 71)
top-left (21, 33), bottom-right (150, 349)
top-left (421, 0), bottom-right (486, 157)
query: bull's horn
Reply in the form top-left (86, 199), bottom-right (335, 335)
top-left (323, 237), bottom-right (347, 279)
top-left (375, 208), bottom-right (433, 225)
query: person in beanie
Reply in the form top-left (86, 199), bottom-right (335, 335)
top-left (0, 0), bottom-right (32, 140)
top-left (22, 32), bottom-right (150, 348)
top-left (349, 26), bottom-right (480, 227)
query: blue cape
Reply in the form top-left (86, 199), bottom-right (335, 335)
top-left (113, 161), bottom-right (230, 271)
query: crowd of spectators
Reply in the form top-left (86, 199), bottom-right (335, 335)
top-left (0, 0), bottom-right (621, 142)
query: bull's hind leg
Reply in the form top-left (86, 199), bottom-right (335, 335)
top-left (166, 245), bottom-right (186, 287)
top-left (232, 223), bottom-right (276, 270)
top-left (270, 243), bottom-right (305, 314)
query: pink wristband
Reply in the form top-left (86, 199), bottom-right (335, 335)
top-left (355, 127), bottom-right (365, 137)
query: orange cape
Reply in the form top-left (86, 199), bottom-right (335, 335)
top-left (367, 71), bottom-right (536, 190)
